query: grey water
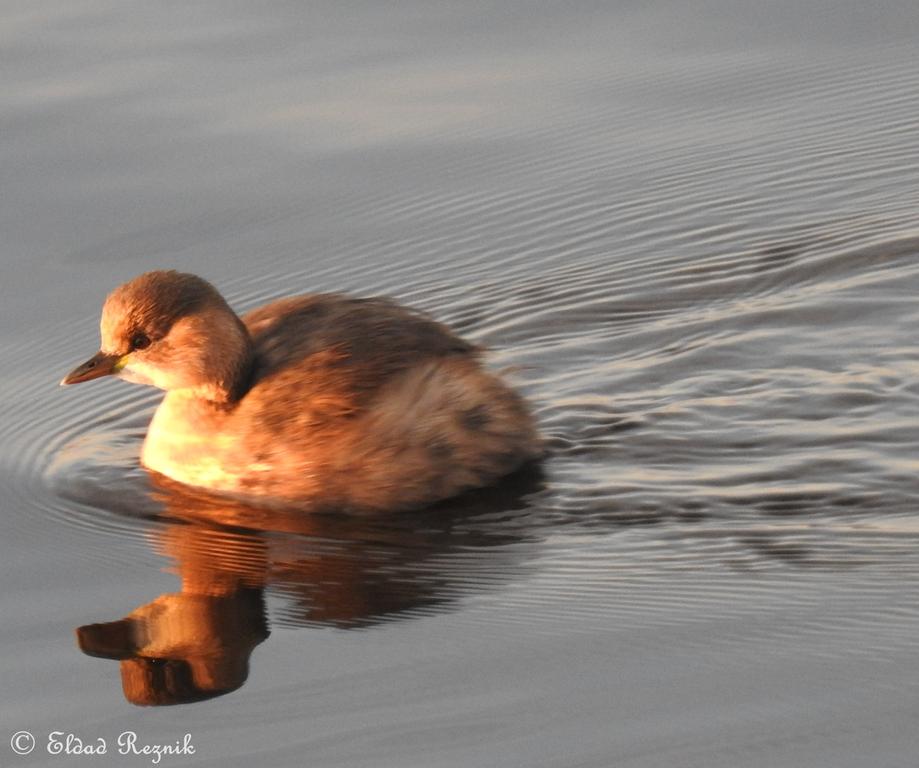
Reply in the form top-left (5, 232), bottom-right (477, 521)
top-left (3, 1), bottom-right (919, 766)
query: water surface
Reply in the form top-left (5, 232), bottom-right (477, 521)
top-left (3, 1), bottom-right (919, 766)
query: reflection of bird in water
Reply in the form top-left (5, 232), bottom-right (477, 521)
top-left (76, 467), bottom-right (542, 706)
top-left (77, 574), bottom-right (268, 706)
top-left (61, 271), bottom-right (541, 510)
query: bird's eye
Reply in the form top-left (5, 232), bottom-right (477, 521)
top-left (131, 333), bottom-right (151, 351)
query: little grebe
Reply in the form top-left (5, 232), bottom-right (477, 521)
top-left (61, 271), bottom-right (540, 510)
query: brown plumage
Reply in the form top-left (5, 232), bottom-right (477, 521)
top-left (62, 271), bottom-right (541, 511)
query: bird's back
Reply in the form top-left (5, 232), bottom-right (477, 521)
top-left (242, 293), bottom-right (476, 420)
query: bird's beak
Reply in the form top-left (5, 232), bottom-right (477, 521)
top-left (60, 351), bottom-right (124, 386)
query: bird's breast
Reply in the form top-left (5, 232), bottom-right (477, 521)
top-left (141, 391), bottom-right (248, 493)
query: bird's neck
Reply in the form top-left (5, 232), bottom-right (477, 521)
top-left (182, 309), bottom-right (255, 407)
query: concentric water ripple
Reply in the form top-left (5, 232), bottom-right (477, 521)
top-left (5, 224), bottom-right (917, 600)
